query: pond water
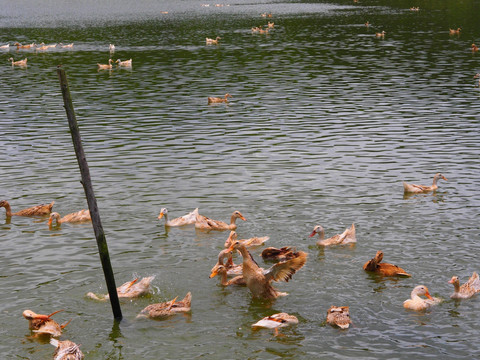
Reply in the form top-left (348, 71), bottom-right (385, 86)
top-left (1, 0), bottom-right (480, 359)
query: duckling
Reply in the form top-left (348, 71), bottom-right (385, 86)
top-left (252, 313), bottom-right (298, 335)
top-left (0, 199), bottom-right (53, 217)
top-left (375, 31), bottom-right (386, 38)
top-left (471, 43), bottom-right (479, 52)
top-left (205, 36), bottom-right (221, 45)
top-left (326, 306), bottom-right (352, 329)
top-left (207, 93), bottom-right (232, 104)
top-left (363, 251), bottom-right (411, 277)
top-left (309, 223), bottom-right (356, 246)
top-left (137, 292), bottom-right (192, 319)
top-left (50, 338), bottom-right (84, 360)
top-left (86, 276), bottom-right (155, 300)
top-left (403, 173), bottom-right (447, 193)
top-left (97, 59), bottom-right (113, 70)
top-left (116, 58), bottom-right (132, 67)
top-left (448, 272), bottom-right (480, 299)
top-left (8, 57), bottom-right (27, 67)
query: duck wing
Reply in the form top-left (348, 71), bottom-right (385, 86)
top-left (264, 251), bottom-right (307, 283)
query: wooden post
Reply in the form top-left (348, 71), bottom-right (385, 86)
top-left (57, 66), bottom-right (122, 320)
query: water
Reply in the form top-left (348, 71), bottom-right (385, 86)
top-left (1, 0), bottom-right (480, 358)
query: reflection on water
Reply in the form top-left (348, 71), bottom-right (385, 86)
top-left (1, 0), bottom-right (480, 358)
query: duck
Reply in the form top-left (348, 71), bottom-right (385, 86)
top-left (471, 43), bottom-right (479, 52)
top-left (48, 210), bottom-right (91, 227)
top-left (403, 285), bottom-right (441, 311)
top-left (223, 231), bottom-right (269, 249)
top-left (50, 338), bottom-right (84, 360)
top-left (309, 223), bottom-right (356, 246)
top-left (449, 28), bottom-right (461, 35)
top-left (97, 59), bottom-right (113, 70)
top-left (326, 306), bottom-right (352, 329)
top-left (22, 309), bottom-right (70, 338)
top-left (363, 251), bottom-right (411, 277)
top-left (58, 43), bottom-right (74, 48)
top-left (195, 210), bottom-right (246, 231)
top-left (0, 200), bottom-right (54, 217)
top-left (209, 264), bottom-right (246, 286)
top-left (86, 276), bottom-right (155, 300)
top-left (252, 313), bottom-right (298, 335)
top-left (109, 44), bottom-right (115, 52)
top-left (207, 93), bottom-right (232, 104)
top-left (116, 58), bottom-right (132, 67)
top-left (0, 44), bottom-right (9, 49)
top-left (410, 7), bottom-right (419, 11)
top-left (267, 22), bottom-right (275, 29)
top-left (261, 246), bottom-right (297, 262)
top-left (261, 13), bottom-right (273, 18)
top-left (448, 272), bottom-right (480, 299)
top-left (158, 207), bottom-right (198, 227)
top-left (212, 248), bottom-right (243, 276)
top-left (14, 42), bottom-right (35, 49)
top-left (36, 44), bottom-right (49, 51)
top-left (226, 240), bottom-right (307, 300)
top-left (475, 73), bottom-right (480, 86)
top-left (251, 27), bottom-right (261, 32)
top-left (8, 57), bottom-right (28, 67)
top-left (136, 292), bottom-right (192, 319)
top-left (403, 173), bottom-right (447, 193)
top-left (375, 31), bottom-right (386, 38)
top-left (365, 21), bottom-right (370, 27)
top-left (205, 36), bottom-right (221, 45)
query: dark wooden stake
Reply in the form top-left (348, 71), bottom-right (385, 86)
top-left (57, 66), bottom-right (122, 320)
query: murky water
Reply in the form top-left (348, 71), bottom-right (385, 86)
top-left (1, 0), bottom-right (480, 359)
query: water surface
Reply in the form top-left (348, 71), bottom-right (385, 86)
top-left (1, 0), bottom-right (480, 359)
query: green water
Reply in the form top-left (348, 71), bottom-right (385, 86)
top-left (1, 0), bottom-right (480, 359)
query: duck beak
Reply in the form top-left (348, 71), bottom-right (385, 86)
top-left (158, 212), bottom-right (164, 219)
top-left (425, 291), bottom-right (433, 300)
top-left (448, 278), bottom-right (455, 284)
top-left (209, 269), bottom-right (218, 278)
top-left (308, 230), bottom-right (316, 237)
top-left (226, 243), bottom-right (235, 253)
top-left (443, 176), bottom-right (448, 181)
top-left (239, 215), bottom-right (246, 221)
top-left (48, 217), bottom-right (53, 226)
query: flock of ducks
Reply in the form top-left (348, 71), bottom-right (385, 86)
top-left (2, 172), bottom-right (480, 350)
top-left (3, 41), bottom-right (133, 70)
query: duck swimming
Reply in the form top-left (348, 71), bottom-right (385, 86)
top-left (207, 93), bottom-right (232, 104)
top-left (363, 251), bottom-right (411, 277)
top-left (195, 210), bottom-right (246, 231)
top-left (403, 173), bottom-right (447, 193)
top-left (158, 207), bottom-right (198, 227)
top-left (326, 306), bottom-right (352, 329)
top-left (22, 309), bottom-right (70, 338)
top-left (50, 338), bottom-right (84, 360)
top-left (209, 264), bottom-right (245, 286)
top-left (252, 313), bottom-right (298, 335)
top-left (223, 231), bottom-right (269, 249)
top-left (48, 210), bottom-right (91, 227)
top-left (205, 36), bottom-right (221, 45)
top-left (309, 223), bottom-right (356, 246)
top-left (403, 285), bottom-right (441, 311)
top-left (0, 200), bottom-right (54, 217)
top-left (86, 276), bottom-right (155, 300)
top-left (137, 292), bottom-right (192, 319)
top-left (448, 272), bottom-right (480, 299)
top-left (97, 59), bottom-right (113, 70)
top-left (226, 240), bottom-right (307, 300)
top-left (261, 247), bottom-right (297, 262)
